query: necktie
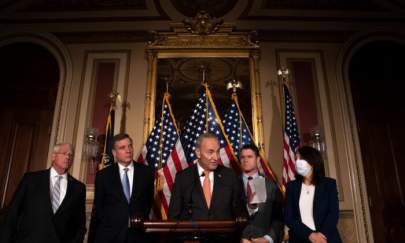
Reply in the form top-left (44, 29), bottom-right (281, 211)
top-left (52, 175), bottom-right (62, 213)
top-left (203, 171), bottom-right (211, 208)
top-left (246, 176), bottom-right (254, 203)
top-left (122, 168), bottom-right (131, 202)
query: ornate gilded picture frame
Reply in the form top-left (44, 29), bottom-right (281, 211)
top-left (143, 12), bottom-right (264, 148)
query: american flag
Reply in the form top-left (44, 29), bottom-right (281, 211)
top-left (160, 84), bottom-right (240, 215)
top-left (138, 93), bottom-right (179, 219)
top-left (223, 95), bottom-right (281, 187)
top-left (282, 84), bottom-right (300, 185)
top-left (204, 87), bottom-right (239, 172)
top-left (223, 97), bottom-right (250, 158)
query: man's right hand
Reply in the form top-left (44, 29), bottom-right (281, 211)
top-left (309, 232), bottom-right (327, 243)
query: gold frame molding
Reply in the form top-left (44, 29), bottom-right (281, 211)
top-left (143, 18), bottom-right (264, 148)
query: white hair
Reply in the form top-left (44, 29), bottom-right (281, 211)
top-left (53, 143), bottom-right (73, 153)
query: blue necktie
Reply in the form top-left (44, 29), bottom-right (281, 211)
top-left (122, 168), bottom-right (131, 202)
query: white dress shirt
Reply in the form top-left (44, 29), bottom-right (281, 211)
top-left (197, 163), bottom-right (214, 193)
top-left (50, 167), bottom-right (68, 205)
top-left (299, 183), bottom-right (316, 231)
top-left (118, 162), bottom-right (134, 198)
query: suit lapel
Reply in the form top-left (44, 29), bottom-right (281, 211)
top-left (192, 165), bottom-right (207, 209)
top-left (210, 167), bottom-right (223, 211)
top-left (239, 176), bottom-right (247, 205)
top-left (44, 169), bottom-right (54, 216)
top-left (56, 175), bottom-right (74, 214)
top-left (130, 162), bottom-right (142, 204)
top-left (295, 181), bottom-right (303, 220)
top-left (111, 163), bottom-right (129, 203)
top-left (313, 179), bottom-right (323, 227)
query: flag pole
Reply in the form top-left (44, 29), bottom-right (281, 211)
top-left (99, 91), bottom-right (118, 170)
top-left (278, 67), bottom-right (290, 129)
top-left (154, 82), bottom-right (169, 220)
top-left (200, 65), bottom-right (210, 132)
top-left (157, 81), bottom-right (170, 170)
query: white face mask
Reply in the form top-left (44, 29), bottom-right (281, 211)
top-left (296, 159), bottom-right (311, 177)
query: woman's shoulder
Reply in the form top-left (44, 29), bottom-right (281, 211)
top-left (286, 178), bottom-right (301, 189)
top-left (319, 176), bottom-right (337, 187)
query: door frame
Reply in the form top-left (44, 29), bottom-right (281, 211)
top-left (337, 32), bottom-right (405, 243)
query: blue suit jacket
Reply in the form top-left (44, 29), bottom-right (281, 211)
top-left (284, 177), bottom-right (342, 243)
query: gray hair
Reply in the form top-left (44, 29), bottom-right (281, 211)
top-left (195, 132), bottom-right (219, 149)
top-left (53, 143), bottom-right (74, 153)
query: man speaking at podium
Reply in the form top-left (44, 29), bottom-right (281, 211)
top-left (168, 132), bottom-right (245, 220)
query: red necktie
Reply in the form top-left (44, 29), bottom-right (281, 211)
top-left (246, 176), bottom-right (254, 203)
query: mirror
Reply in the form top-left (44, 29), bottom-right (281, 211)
top-left (155, 58), bottom-right (252, 130)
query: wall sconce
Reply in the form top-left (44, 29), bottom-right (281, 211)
top-left (310, 128), bottom-right (326, 154)
top-left (84, 128), bottom-right (99, 172)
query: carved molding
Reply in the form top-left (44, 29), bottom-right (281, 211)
top-left (147, 15), bottom-right (259, 50)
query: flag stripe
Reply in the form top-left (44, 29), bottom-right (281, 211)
top-left (137, 93), bottom-right (179, 219)
top-left (282, 84), bottom-right (300, 185)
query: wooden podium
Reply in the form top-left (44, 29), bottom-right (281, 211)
top-left (131, 217), bottom-right (247, 243)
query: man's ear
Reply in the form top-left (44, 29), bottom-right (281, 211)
top-left (195, 148), bottom-right (201, 159)
top-left (112, 149), bottom-right (116, 158)
top-left (51, 153), bottom-right (56, 163)
top-left (256, 156), bottom-right (261, 166)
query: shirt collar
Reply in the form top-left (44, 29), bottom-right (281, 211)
top-left (118, 161), bottom-right (134, 172)
top-left (50, 166), bottom-right (67, 179)
top-left (197, 162), bottom-right (212, 176)
top-left (242, 172), bottom-right (259, 181)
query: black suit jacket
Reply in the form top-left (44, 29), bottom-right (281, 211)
top-left (241, 176), bottom-right (283, 243)
top-left (168, 164), bottom-right (245, 220)
top-left (0, 169), bottom-right (86, 243)
top-left (88, 161), bottom-right (154, 243)
top-left (284, 177), bottom-right (342, 243)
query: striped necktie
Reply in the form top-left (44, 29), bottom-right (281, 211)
top-left (122, 168), bottom-right (131, 202)
top-left (52, 175), bottom-right (62, 213)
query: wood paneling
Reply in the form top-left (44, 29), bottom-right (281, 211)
top-left (0, 43), bottom-right (58, 210)
top-left (349, 40), bottom-right (405, 243)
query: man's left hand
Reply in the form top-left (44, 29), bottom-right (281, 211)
top-left (251, 237), bottom-right (269, 243)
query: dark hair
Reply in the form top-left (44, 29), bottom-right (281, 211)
top-left (240, 144), bottom-right (259, 157)
top-left (295, 146), bottom-right (325, 185)
top-left (112, 133), bottom-right (133, 149)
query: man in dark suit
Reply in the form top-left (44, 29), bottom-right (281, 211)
top-left (240, 144), bottom-right (283, 243)
top-left (168, 132), bottom-right (245, 220)
top-left (88, 133), bottom-right (154, 243)
top-left (0, 143), bottom-right (86, 243)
